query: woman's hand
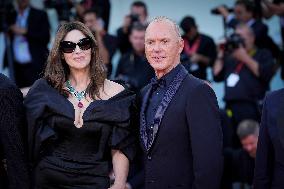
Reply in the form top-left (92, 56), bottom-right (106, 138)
top-left (108, 183), bottom-right (126, 189)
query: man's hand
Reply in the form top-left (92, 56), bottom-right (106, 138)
top-left (122, 15), bottom-right (132, 33)
top-left (91, 18), bottom-right (105, 36)
top-left (232, 46), bottom-right (250, 63)
top-left (190, 53), bottom-right (201, 63)
top-left (190, 53), bottom-right (210, 65)
top-left (232, 46), bottom-right (260, 77)
top-left (217, 5), bottom-right (230, 18)
top-left (10, 25), bottom-right (27, 35)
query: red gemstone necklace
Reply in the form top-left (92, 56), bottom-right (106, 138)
top-left (65, 80), bottom-right (87, 109)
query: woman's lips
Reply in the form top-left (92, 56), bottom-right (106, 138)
top-left (73, 56), bottom-right (85, 62)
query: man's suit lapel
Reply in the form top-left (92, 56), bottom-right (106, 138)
top-left (142, 66), bottom-right (188, 152)
top-left (140, 86), bottom-right (152, 152)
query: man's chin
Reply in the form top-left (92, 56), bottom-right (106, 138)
top-left (249, 152), bottom-right (256, 158)
top-left (150, 62), bottom-right (165, 70)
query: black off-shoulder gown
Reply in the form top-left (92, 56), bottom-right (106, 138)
top-left (24, 79), bottom-right (137, 189)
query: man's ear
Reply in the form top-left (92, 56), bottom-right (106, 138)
top-left (179, 38), bottom-right (184, 53)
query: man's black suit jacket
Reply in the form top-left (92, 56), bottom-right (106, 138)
top-left (6, 7), bottom-right (50, 79)
top-left (139, 72), bottom-right (223, 189)
top-left (254, 88), bottom-right (284, 189)
top-left (0, 74), bottom-right (29, 189)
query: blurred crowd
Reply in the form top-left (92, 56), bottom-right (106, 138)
top-left (0, 0), bottom-right (284, 189)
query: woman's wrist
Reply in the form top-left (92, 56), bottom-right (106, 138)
top-left (112, 182), bottom-right (126, 189)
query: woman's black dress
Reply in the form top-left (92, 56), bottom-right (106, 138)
top-left (24, 79), bottom-right (137, 189)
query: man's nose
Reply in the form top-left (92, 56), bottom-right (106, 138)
top-left (245, 145), bottom-right (252, 152)
top-left (152, 43), bottom-right (162, 52)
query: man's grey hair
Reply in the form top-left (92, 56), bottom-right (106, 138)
top-left (237, 119), bottom-right (259, 139)
top-left (148, 16), bottom-right (182, 40)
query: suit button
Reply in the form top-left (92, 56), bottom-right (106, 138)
top-left (147, 155), bottom-right (152, 160)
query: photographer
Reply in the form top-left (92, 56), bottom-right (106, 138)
top-left (8, 0), bottom-right (50, 88)
top-left (83, 8), bottom-right (117, 77)
top-left (222, 119), bottom-right (259, 189)
top-left (262, 0), bottom-right (284, 79)
top-left (213, 24), bottom-right (275, 148)
top-left (262, 0), bottom-right (284, 42)
top-left (116, 1), bottom-right (148, 55)
top-left (213, 0), bottom-right (280, 60)
top-left (115, 23), bottom-right (154, 92)
top-left (44, 0), bottom-right (73, 22)
top-left (180, 16), bottom-right (217, 80)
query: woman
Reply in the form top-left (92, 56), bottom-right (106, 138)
top-left (24, 21), bottom-right (136, 189)
top-left (254, 88), bottom-right (284, 189)
top-left (0, 73), bottom-right (30, 189)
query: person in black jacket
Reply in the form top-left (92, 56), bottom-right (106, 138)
top-left (116, 23), bottom-right (154, 92)
top-left (262, 0), bottom-right (284, 79)
top-left (24, 21), bottom-right (136, 189)
top-left (216, 0), bottom-right (280, 60)
top-left (117, 1), bottom-right (148, 55)
top-left (0, 73), bottom-right (30, 189)
top-left (254, 88), bottom-right (284, 189)
top-left (83, 8), bottom-right (118, 77)
top-left (222, 119), bottom-right (259, 189)
top-left (140, 16), bottom-right (223, 189)
top-left (213, 24), bottom-right (275, 148)
top-left (180, 16), bottom-right (217, 80)
top-left (9, 0), bottom-right (50, 88)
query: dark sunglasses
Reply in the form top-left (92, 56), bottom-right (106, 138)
top-left (60, 37), bottom-right (92, 53)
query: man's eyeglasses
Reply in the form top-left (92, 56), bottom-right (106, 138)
top-left (60, 37), bottom-right (92, 53)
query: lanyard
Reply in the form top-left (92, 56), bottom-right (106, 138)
top-left (183, 36), bottom-right (201, 56)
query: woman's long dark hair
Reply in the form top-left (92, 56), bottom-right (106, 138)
top-left (44, 21), bottom-right (106, 99)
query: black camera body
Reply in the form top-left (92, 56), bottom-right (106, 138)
top-left (225, 33), bottom-right (245, 52)
top-left (129, 14), bottom-right (140, 25)
top-left (211, 5), bottom-right (234, 15)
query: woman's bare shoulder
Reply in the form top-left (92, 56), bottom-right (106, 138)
top-left (100, 79), bottom-right (125, 100)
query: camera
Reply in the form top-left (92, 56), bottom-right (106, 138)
top-left (224, 33), bottom-right (245, 52)
top-left (211, 5), bottom-right (234, 15)
top-left (129, 14), bottom-right (140, 25)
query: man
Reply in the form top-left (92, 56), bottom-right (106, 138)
top-left (9, 0), bottom-right (50, 88)
top-left (116, 23), bottom-right (154, 92)
top-left (117, 1), bottom-right (148, 54)
top-left (139, 16), bottom-right (223, 189)
top-left (213, 24), bottom-right (275, 147)
top-left (217, 0), bottom-right (280, 59)
top-left (0, 73), bottom-right (30, 189)
top-left (262, 0), bottom-right (284, 79)
top-left (74, 0), bottom-right (111, 31)
top-left (237, 120), bottom-right (259, 159)
top-left (222, 120), bottom-right (259, 189)
top-left (180, 16), bottom-right (217, 80)
top-left (254, 88), bottom-right (284, 189)
top-left (83, 8), bottom-right (117, 76)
